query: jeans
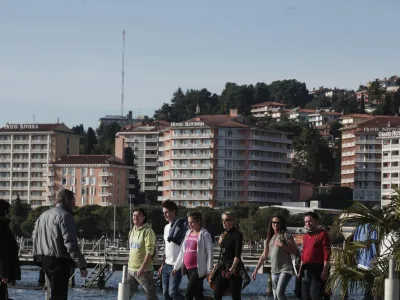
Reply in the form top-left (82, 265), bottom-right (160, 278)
top-left (272, 272), bottom-right (292, 300)
top-left (301, 265), bottom-right (323, 300)
top-left (128, 270), bottom-right (158, 300)
top-left (162, 264), bottom-right (184, 300)
top-left (185, 268), bottom-right (205, 300)
top-left (43, 257), bottom-right (72, 300)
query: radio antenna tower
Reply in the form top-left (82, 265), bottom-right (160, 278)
top-left (121, 29), bottom-right (125, 116)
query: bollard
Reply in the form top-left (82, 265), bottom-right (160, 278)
top-left (118, 265), bottom-right (130, 300)
top-left (384, 258), bottom-right (399, 300)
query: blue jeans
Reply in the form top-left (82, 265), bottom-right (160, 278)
top-left (162, 264), bottom-right (184, 300)
top-left (272, 272), bottom-right (292, 300)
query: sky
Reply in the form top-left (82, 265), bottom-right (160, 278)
top-left (0, 0), bottom-right (399, 129)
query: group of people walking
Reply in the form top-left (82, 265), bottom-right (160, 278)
top-left (0, 189), bottom-right (332, 300)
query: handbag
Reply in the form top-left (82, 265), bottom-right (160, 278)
top-left (284, 233), bottom-right (301, 276)
top-left (208, 247), bottom-right (223, 291)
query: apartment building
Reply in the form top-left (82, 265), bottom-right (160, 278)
top-left (158, 110), bottom-right (292, 208)
top-left (250, 101), bottom-right (288, 120)
top-left (308, 111), bottom-right (342, 127)
top-left (115, 121), bottom-right (170, 192)
top-left (288, 108), bottom-right (315, 124)
top-left (46, 155), bottom-right (132, 206)
top-left (99, 111), bottom-right (144, 127)
top-left (340, 116), bottom-right (400, 206)
top-left (377, 128), bottom-right (400, 206)
top-left (0, 123), bottom-right (79, 206)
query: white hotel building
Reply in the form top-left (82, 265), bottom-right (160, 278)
top-left (379, 128), bottom-right (400, 206)
top-left (0, 123), bottom-right (80, 206)
top-left (157, 110), bottom-right (292, 207)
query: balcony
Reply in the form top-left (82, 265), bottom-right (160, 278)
top-left (172, 133), bottom-right (213, 139)
top-left (12, 177), bottom-right (29, 181)
top-left (342, 152), bottom-right (355, 157)
top-left (355, 158), bottom-right (381, 163)
top-left (170, 164), bottom-right (212, 170)
top-left (100, 182), bottom-right (113, 187)
top-left (341, 160), bottom-right (355, 166)
top-left (171, 174), bottom-right (212, 180)
top-left (171, 144), bottom-right (212, 149)
top-left (99, 192), bottom-right (112, 197)
top-left (31, 158), bottom-right (48, 163)
top-left (0, 177), bottom-right (10, 181)
top-left (30, 195), bottom-right (45, 201)
top-left (170, 185), bottom-right (212, 190)
top-left (0, 140), bottom-right (11, 144)
top-left (341, 169), bottom-right (354, 174)
top-left (31, 149), bottom-right (48, 153)
top-left (171, 153), bottom-right (213, 159)
top-left (99, 172), bottom-right (113, 176)
top-left (145, 146), bottom-right (159, 151)
top-left (31, 139), bottom-right (48, 144)
top-left (13, 149), bottom-right (29, 153)
top-left (12, 186), bottom-right (29, 190)
top-left (356, 149), bottom-right (381, 154)
top-left (342, 142), bottom-right (355, 148)
top-left (12, 140), bottom-right (29, 144)
top-left (30, 186), bottom-right (46, 191)
top-left (355, 140), bottom-right (381, 145)
top-left (0, 168), bottom-right (10, 172)
top-left (0, 149), bottom-right (11, 153)
top-left (158, 195), bottom-right (211, 201)
top-left (341, 178), bottom-right (354, 183)
top-left (355, 167), bottom-right (381, 172)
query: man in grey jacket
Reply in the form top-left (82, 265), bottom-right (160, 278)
top-left (33, 189), bottom-right (87, 299)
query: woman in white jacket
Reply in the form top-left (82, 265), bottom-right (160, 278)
top-left (172, 211), bottom-right (213, 300)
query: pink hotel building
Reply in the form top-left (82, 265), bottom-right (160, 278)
top-left (157, 110), bottom-right (292, 207)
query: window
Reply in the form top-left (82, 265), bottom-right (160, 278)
top-left (90, 177), bottom-right (96, 185)
top-left (90, 187), bottom-right (96, 196)
top-left (70, 177), bottom-right (76, 185)
top-left (89, 168), bottom-right (94, 176)
top-left (62, 177), bottom-right (67, 185)
top-left (62, 168), bottom-right (68, 176)
top-left (67, 138), bottom-right (70, 146)
top-left (89, 196), bottom-right (94, 205)
top-left (81, 177), bottom-right (87, 185)
top-left (81, 196), bottom-right (86, 206)
top-left (81, 187), bottom-right (87, 195)
top-left (81, 168), bottom-right (88, 176)
top-left (71, 187), bottom-right (76, 193)
top-left (70, 168), bottom-right (75, 175)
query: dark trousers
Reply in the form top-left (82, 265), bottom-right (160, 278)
top-left (214, 272), bottom-right (242, 300)
top-left (301, 264), bottom-right (323, 300)
top-left (185, 268), bottom-right (205, 300)
top-left (0, 282), bottom-right (8, 300)
top-left (43, 257), bottom-right (71, 300)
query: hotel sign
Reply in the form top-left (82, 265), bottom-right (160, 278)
top-left (171, 122), bottom-right (206, 127)
top-left (5, 123), bottom-right (39, 130)
top-left (378, 130), bottom-right (400, 138)
top-left (363, 127), bottom-right (400, 133)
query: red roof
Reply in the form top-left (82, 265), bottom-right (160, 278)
top-left (341, 114), bottom-right (372, 119)
top-left (52, 155), bottom-right (126, 166)
top-left (296, 109), bottom-right (316, 113)
top-left (290, 178), bottom-right (314, 186)
top-left (319, 111), bottom-right (342, 116)
top-left (120, 121), bottom-right (170, 133)
top-left (356, 116), bottom-right (400, 128)
top-left (251, 101), bottom-right (287, 108)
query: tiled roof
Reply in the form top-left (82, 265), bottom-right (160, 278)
top-left (0, 123), bottom-right (77, 134)
top-left (290, 178), bottom-right (314, 186)
top-left (341, 114), bottom-right (372, 119)
top-left (52, 155), bottom-right (126, 166)
top-left (296, 109), bottom-right (316, 113)
top-left (356, 116), bottom-right (400, 128)
top-left (251, 101), bottom-right (287, 108)
top-left (320, 111), bottom-right (342, 116)
top-left (185, 115), bottom-right (235, 126)
top-left (119, 121), bottom-right (170, 133)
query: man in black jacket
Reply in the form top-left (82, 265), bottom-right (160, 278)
top-left (0, 199), bottom-right (21, 300)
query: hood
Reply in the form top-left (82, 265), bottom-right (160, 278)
top-left (134, 223), bottom-right (151, 231)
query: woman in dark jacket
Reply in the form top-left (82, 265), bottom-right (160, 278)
top-left (0, 199), bottom-right (21, 299)
top-left (213, 211), bottom-right (244, 300)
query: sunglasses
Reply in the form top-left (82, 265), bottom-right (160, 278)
top-left (272, 221), bottom-right (281, 224)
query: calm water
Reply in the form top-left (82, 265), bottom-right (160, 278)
top-left (8, 267), bottom-right (363, 299)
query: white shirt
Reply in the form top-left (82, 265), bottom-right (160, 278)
top-left (164, 223), bottom-right (182, 265)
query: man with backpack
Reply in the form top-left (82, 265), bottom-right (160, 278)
top-left (127, 208), bottom-right (158, 300)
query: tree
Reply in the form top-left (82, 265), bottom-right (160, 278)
top-left (326, 190), bottom-right (400, 298)
top-left (9, 195), bottom-right (31, 237)
top-left (124, 147), bottom-right (141, 203)
top-left (360, 93), bottom-right (365, 114)
top-left (95, 122), bottom-right (121, 155)
top-left (292, 126), bottom-right (335, 185)
top-left (84, 127), bottom-right (97, 154)
top-left (21, 206), bottom-right (50, 237)
top-left (368, 79), bottom-right (386, 104)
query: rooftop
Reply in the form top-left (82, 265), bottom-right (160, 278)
top-left (52, 155), bottom-right (126, 166)
top-left (119, 121), bottom-right (170, 133)
top-left (251, 101), bottom-right (287, 108)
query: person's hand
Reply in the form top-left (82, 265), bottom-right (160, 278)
top-left (137, 266), bottom-right (145, 277)
top-left (320, 269), bottom-right (328, 281)
top-left (1, 278), bottom-right (8, 284)
top-left (158, 265), bottom-right (163, 278)
top-left (251, 270), bottom-right (257, 281)
top-left (274, 239), bottom-right (283, 247)
top-left (218, 235), bottom-right (224, 245)
top-left (80, 269), bottom-right (88, 278)
top-left (229, 266), bottom-right (236, 274)
top-left (171, 270), bottom-right (177, 277)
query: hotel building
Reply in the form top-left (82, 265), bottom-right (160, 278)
top-left (340, 116), bottom-right (400, 205)
top-left (158, 110), bottom-right (292, 207)
top-left (46, 155), bottom-right (132, 206)
top-left (377, 128), bottom-right (400, 206)
top-left (115, 121), bottom-right (170, 192)
top-left (0, 123), bottom-right (80, 206)
top-left (250, 101), bottom-right (288, 120)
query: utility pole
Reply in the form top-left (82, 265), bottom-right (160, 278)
top-left (113, 204), bottom-right (116, 242)
top-left (121, 29), bottom-right (125, 116)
